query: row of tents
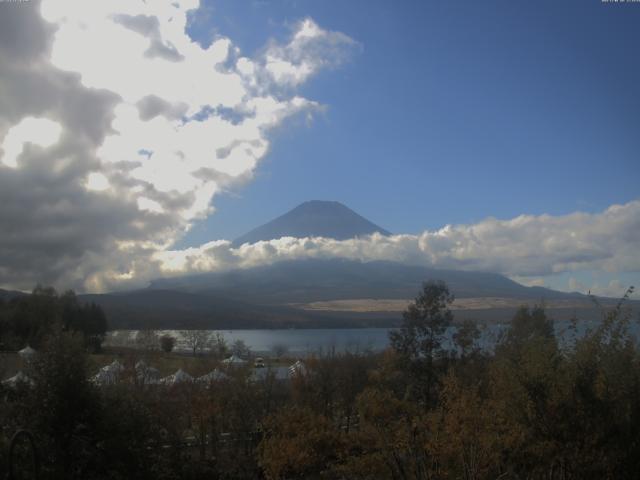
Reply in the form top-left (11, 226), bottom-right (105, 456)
top-left (2, 346), bottom-right (307, 389)
top-left (1, 346), bottom-right (37, 388)
top-left (90, 358), bottom-right (307, 386)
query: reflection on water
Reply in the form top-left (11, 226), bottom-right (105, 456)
top-left (106, 319), bottom-right (640, 357)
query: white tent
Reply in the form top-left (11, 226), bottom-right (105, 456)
top-left (92, 369), bottom-right (119, 386)
top-left (2, 371), bottom-right (34, 388)
top-left (222, 355), bottom-right (247, 365)
top-left (160, 368), bottom-right (193, 385)
top-left (136, 361), bottom-right (160, 384)
top-left (289, 360), bottom-right (307, 377)
top-left (18, 346), bottom-right (36, 360)
top-left (108, 360), bottom-right (125, 372)
top-left (92, 359), bottom-right (125, 386)
top-left (197, 369), bottom-right (228, 384)
top-left (135, 360), bottom-right (148, 370)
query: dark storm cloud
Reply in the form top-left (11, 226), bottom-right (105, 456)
top-left (136, 95), bottom-right (188, 121)
top-left (112, 13), bottom-right (185, 62)
top-left (0, 2), bottom-right (180, 291)
top-left (0, 0), bottom-right (53, 61)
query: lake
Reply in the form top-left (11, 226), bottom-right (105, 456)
top-left (105, 319), bottom-right (636, 357)
top-left (106, 328), bottom-right (394, 356)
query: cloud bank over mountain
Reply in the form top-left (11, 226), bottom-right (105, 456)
top-left (0, 0), bottom-right (354, 291)
top-left (0, 1), bottom-right (637, 295)
top-left (158, 200), bottom-right (640, 293)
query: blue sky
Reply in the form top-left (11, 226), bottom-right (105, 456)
top-left (180, 0), bottom-right (639, 245)
top-left (0, 0), bottom-right (637, 294)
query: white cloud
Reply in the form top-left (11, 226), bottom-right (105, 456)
top-left (1, 117), bottom-right (62, 168)
top-left (584, 280), bottom-right (630, 298)
top-left (260, 18), bottom-right (361, 88)
top-left (39, 2), bottom-right (326, 222)
top-left (568, 277), bottom-right (633, 298)
top-left (1, 2), bottom-right (637, 296)
top-left (0, 0), bottom-right (356, 292)
top-left (415, 201), bottom-right (640, 276)
top-left (154, 201), bottom-right (640, 292)
top-left (511, 276), bottom-right (546, 287)
top-left (85, 172), bottom-right (110, 192)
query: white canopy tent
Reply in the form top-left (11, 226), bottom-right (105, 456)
top-left (2, 371), bottom-right (34, 388)
top-left (197, 369), bottom-right (228, 384)
top-left (289, 360), bottom-right (307, 377)
top-left (222, 355), bottom-right (247, 365)
top-left (92, 359), bottom-right (126, 386)
top-left (18, 346), bottom-right (36, 360)
top-left (135, 360), bottom-right (161, 384)
top-left (160, 368), bottom-right (193, 385)
top-left (108, 360), bottom-right (125, 372)
top-left (135, 360), bottom-right (148, 370)
top-left (92, 369), bottom-right (118, 386)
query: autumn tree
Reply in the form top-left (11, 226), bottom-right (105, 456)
top-left (0, 287), bottom-right (107, 351)
top-left (214, 369), bottom-right (263, 477)
top-left (258, 407), bottom-right (344, 480)
top-left (59, 290), bottom-right (108, 352)
top-left (429, 372), bottom-right (502, 480)
top-left (389, 280), bottom-right (454, 405)
top-left (335, 386), bottom-right (433, 479)
top-left (25, 331), bottom-right (102, 478)
top-left (334, 352), bottom-right (371, 433)
top-left (453, 319), bottom-right (481, 358)
top-left (500, 304), bottom-right (555, 352)
top-left (557, 286), bottom-right (640, 477)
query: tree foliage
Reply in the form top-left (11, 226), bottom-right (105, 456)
top-left (389, 280), bottom-right (454, 405)
top-left (0, 286), bottom-right (107, 352)
top-left (159, 334), bottom-right (176, 353)
top-left (2, 282), bottom-right (639, 479)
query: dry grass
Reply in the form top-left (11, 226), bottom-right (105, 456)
top-left (293, 297), bottom-right (600, 313)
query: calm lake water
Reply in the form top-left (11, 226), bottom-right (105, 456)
top-left (107, 328), bottom-right (394, 355)
top-left (106, 319), bottom-right (638, 357)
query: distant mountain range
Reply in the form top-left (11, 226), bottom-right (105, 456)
top-left (0, 289), bottom-right (26, 301)
top-left (4, 201), bottom-right (633, 329)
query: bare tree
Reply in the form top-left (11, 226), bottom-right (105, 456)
top-left (209, 332), bottom-right (229, 359)
top-left (271, 343), bottom-right (289, 358)
top-left (231, 339), bottom-right (251, 358)
top-left (181, 330), bottom-right (209, 356)
top-left (136, 330), bottom-right (159, 351)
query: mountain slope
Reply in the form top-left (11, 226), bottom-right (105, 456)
top-left (0, 289), bottom-right (27, 301)
top-left (108, 258), bottom-right (626, 329)
top-left (150, 258), bottom-right (585, 304)
top-left (79, 289), bottom-right (312, 329)
top-left (86, 198), bottom-right (633, 329)
top-left (232, 200), bottom-right (391, 247)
